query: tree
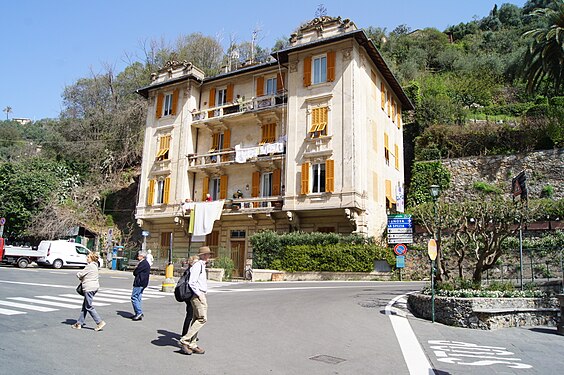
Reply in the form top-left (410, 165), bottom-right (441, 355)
top-left (522, 2), bottom-right (564, 95)
top-left (3, 106), bottom-right (12, 120)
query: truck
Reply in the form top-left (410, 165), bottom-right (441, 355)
top-left (0, 238), bottom-right (47, 268)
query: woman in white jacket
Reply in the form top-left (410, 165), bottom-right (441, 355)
top-left (72, 252), bottom-right (106, 331)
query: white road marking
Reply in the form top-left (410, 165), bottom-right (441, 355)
top-left (0, 280), bottom-right (73, 289)
top-left (0, 300), bottom-right (57, 312)
top-left (428, 340), bottom-right (532, 369)
top-left (385, 294), bottom-right (434, 375)
top-left (60, 294), bottom-right (130, 303)
top-left (8, 297), bottom-right (84, 309)
top-left (0, 307), bottom-right (25, 315)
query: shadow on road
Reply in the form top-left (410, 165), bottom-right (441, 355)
top-left (528, 327), bottom-right (561, 336)
top-left (151, 329), bottom-right (181, 348)
top-left (116, 310), bottom-right (134, 319)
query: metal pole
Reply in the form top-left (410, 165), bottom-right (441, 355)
top-left (519, 226), bottom-right (524, 290)
top-left (431, 259), bottom-right (435, 323)
top-left (560, 249), bottom-right (563, 294)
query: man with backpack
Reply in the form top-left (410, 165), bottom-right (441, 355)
top-left (179, 246), bottom-right (213, 355)
top-left (181, 255), bottom-right (199, 336)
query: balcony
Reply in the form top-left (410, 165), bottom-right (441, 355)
top-left (191, 92), bottom-right (287, 125)
top-left (188, 142), bottom-right (285, 170)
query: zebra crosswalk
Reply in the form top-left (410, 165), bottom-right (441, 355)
top-left (0, 287), bottom-right (167, 316)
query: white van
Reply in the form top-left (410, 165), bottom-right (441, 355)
top-left (36, 240), bottom-right (103, 269)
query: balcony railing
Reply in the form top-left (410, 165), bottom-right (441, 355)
top-left (188, 142), bottom-right (285, 168)
top-left (191, 92), bottom-right (287, 122)
top-left (176, 196), bottom-right (284, 217)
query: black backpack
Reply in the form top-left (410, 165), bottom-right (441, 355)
top-left (174, 268), bottom-right (194, 302)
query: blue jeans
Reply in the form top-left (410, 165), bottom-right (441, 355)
top-left (77, 290), bottom-right (102, 325)
top-left (131, 286), bottom-right (145, 315)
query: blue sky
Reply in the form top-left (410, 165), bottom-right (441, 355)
top-left (1, 0), bottom-right (526, 121)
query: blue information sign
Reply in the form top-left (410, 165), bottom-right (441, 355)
top-left (396, 256), bottom-right (405, 268)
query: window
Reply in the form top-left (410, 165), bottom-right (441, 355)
top-left (313, 55), bottom-right (327, 84)
top-left (394, 144), bottom-right (400, 170)
top-left (261, 123), bottom-right (276, 144)
top-left (156, 135), bottom-right (171, 161)
top-left (75, 246), bottom-right (88, 255)
top-left (147, 177), bottom-right (170, 206)
top-left (217, 88), bottom-right (227, 106)
top-left (210, 177), bottom-right (221, 200)
top-left (261, 172), bottom-right (273, 207)
top-left (384, 133), bottom-right (390, 166)
top-left (163, 93), bottom-right (173, 116)
top-left (312, 163), bottom-right (326, 193)
top-left (266, 77), bottom-right (277, 95)
top-left (308, 107), bottom-right (328, 138)
top-left (230, 230), bottom-right (246, 239)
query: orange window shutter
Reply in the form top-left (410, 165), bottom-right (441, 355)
top-left (392, 98), bottom-right (396, 121)
top-left (397, 106), bottom-right (402, 128)
top-left (219, 175), bottom-right (228, 199)
top-left (381, 84), bottom-right (385, 110)
top-left (301, 163), bottom-right (310, 194)
top-left (309, 108), bottom-right (319, 132)
top-left (384, 133), bottom-right (389, 149)
top-left (303, 56), bottom-right (312, 87)
top-left (388, 93), bottom-right (392, 116)
top-left (252, 171), bottom-right (260, 198)
top-left (276, 72), bottom-right (285, 93)
top-left (256, 76), bottom-right (264, 97)
top-left (163, 177), bottom-right (171, 204)
top-left (208, 88), bottom-right (216, 107)
top-left (156, 93), bottom-right (164, 118)
top-left (223, 130), bottom-right (231, 149)
top-left (147, 180), bottom-right (155, 206)
top-left (211, 133), bottom-right (219, 151)
top-left (202, 177), bottom-right (210, 201)
top-left (166, 135), bottom-right (171, 149)
top-left (270, 123), bottom-right (276, 142)
top-left (226, 83), bottom-right (234, 103)
top-left (272, 169), bottom-right (281, 196)
top-left (325, 159), bottom-right (334, 193)
top-left (395, 144), bottom-right (400, 169)
top-left (261, 125), bottom-right (267, 143)
top-left (171, 88), bottom-right (179, 115)
top-left (327, 51), bottom-right (336, 82)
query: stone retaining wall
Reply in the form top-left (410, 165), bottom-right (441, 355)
top-left (407, 293), bottom-right (560, 329)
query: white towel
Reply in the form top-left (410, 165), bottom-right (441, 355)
top-left (192, 200), bottom-right (225, 236)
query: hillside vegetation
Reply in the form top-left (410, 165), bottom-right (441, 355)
top-left (0, 0), bottom-right (562, 247)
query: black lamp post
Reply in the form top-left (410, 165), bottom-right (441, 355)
top-left (429, 184), bottom-right (440, 323)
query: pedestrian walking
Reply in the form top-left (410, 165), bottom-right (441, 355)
top-left (179, 246), bottom-right (213, 355)
top-left (131, 250), bottom-right (150, 321)
top-left (146, 249), bottom-right (154, 267)
top-left (182, 255), bottom-right (200, 336)
top-left (72, 252), bottom-right (106, 331)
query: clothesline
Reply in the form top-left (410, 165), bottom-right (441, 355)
top-left (182, 200), bottom-right (224, 236)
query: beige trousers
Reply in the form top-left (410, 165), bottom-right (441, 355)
top-left (179, 293), bottom-right (207, 349)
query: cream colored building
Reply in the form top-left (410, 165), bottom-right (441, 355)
top-left (135, 16), bottom-right (413, 276)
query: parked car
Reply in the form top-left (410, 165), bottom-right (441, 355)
top-left (36, 240), bottom-right (103, 269)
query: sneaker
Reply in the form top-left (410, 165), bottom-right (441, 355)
top-left (132, 314), bottom-right (144, 321)
top-left (95, 321), bottom-right (106, 331)
top-left (192, 346), bottom-right (205, 355)
top-left (71, 323), bottom-right (82, 329)
top-left (180, 344), bottom-right (193, 355)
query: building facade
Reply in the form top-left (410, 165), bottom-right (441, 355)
top-left (135, 17), bottom-right (413, 276)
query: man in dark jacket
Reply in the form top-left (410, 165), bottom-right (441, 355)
top-left (131, 251), bottom-right (150, 321)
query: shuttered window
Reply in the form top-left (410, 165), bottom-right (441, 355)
top-left (384, 132), bottom-right (390, 165)
top-left (210, 133), bottom-right (220, 152)
top-left (171, 88), bottom-right (179, 116)
top-left (226, 83), bottom-right (234, 103)
top-left (272, 168), bottom-right (281, 196)
top-left (394, 144), bottom-right (400, 170)
top-left (261, 123), bottom-right (276, 144)
top-left (147, 180), bottom-right (155, 206)
top-left (327, 51), bottom-right (336, 82)
top-left (220, 175), bottom-right (228, 199)
top-left (303, 56), bottom-right (312, 87)
top-left (156, 135), bottom-right (171, 161)
top-left (300, 163), bottom-right (310, 195)
top-left (309, 107), bottom-right (328, 137)
top-left (325, 159), bottom-right (334, 193)
top-left (156, 93), bottom-right (164, 119)
top-left (208, 88), bottom-right (216, 118)
top-left (387, 92), bottom-right (392, 117)
top-left (163, 177), bottom-right (170, 204)
top-left (385, 179), bottom-right (396, 208)
top-left (397, 105), bottom-right (402, 129)
top-left (391, 98), bottom-right (396, 122)
top-left (252, 171), bottom-right (260, 198)
top-left (380, 83), bottom-right (385, 110)
top-left (256, 76), bottom-right (264, 97)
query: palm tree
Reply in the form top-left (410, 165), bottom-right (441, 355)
top-left (3, 106), bottom-right (12, 120)
top-left (522, 1), bottom-right (564, 95)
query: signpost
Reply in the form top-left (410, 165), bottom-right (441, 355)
top-left (141, 230), bottom-right (149, 251)
top-left (0, 217), bottom-right (5, 238)
top-left (428, 239), bottom-right (438, 323)
top-left (387, 214), bottom-right (413, 244)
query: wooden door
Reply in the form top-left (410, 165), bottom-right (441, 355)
top-left (230, 241), bottom-right (245, 278)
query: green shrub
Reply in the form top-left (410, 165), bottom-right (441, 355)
top-left (214, 257), bottom-right (235, 280)
top-left (540, 184), bottom-right (554, 199)
top-left (473, 181), bottom-right (502, 194)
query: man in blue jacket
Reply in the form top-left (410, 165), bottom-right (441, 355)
top-left (131, 251), bottom-right (150, 321)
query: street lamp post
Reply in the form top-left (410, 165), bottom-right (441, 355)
top-left (429, 184), bottom-right (441, 323)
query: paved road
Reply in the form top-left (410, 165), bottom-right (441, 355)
top-left (0, 265), bottom-right (562, 374)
